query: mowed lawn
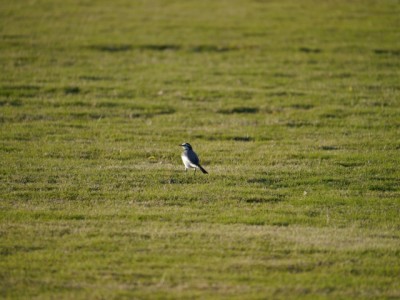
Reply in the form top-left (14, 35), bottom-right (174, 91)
top-left (1, 0), bottom-right (399, 298)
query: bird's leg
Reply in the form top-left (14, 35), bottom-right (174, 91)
top-left (194, 168), bottom-right (196, 175)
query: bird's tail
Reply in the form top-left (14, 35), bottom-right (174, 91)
top-left (198, 164), bottom-right (208, 174)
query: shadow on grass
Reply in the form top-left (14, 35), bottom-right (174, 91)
top-left (244, 196), bottom-right (285, 204)
top-left (217, 106), bottom-right (259, 114)
top-left (374, 49), bottom-right (400, 56)
top-left (299, 47), bottom-right (322, 53)
top-left (0, 85), bottom-right (41, 98)
top-left (88, 44), bottom-right (253, 53)
top-left (193, 134), bottom-right (254, 142)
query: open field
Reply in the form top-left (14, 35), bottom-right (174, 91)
top-left (1, 0), bottom-right (399, 298)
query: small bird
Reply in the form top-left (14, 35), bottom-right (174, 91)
top-left (180, 142), bottom-right (208, 174)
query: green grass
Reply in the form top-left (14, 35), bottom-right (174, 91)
top-left (1, 0), bottom-right (399, 298)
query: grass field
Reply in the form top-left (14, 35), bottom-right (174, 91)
top-left (1, 0), bottom-right (399, 298)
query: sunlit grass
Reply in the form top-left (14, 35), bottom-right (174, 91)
top-left (1, 0), bottom-right (399, 298)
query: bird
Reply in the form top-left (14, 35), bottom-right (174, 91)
top-left (180, 142), bottom-right (208, 174)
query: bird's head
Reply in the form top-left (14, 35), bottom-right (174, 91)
top-left (180, 142), bottom-right (192, 150)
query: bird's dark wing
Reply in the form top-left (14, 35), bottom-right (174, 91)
top-left (187, 150), bottom-right (200, 165)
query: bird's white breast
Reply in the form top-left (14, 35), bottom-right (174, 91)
top-left (181, 154), bottom-right (196, 168)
